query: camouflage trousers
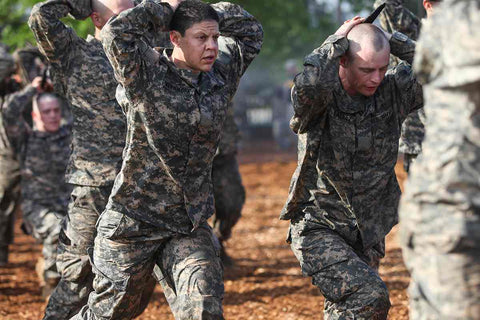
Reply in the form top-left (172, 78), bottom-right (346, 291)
top-left (0, 173), bottom-right (20, 247)
top-left (23, 207), bottom-right (64, 281)
top-left (71, 210), bottom-right (224, 320)
top-left (289, 216), bottom-right (390, 320)
top-left (212, 153), bottom-right (245, 242)
top-left (400, 203), bottom-right (480, 320)
top-left (44, 185), bottom-right (156, 320)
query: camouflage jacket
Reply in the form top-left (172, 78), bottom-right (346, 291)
top-left (149, 31), bottom-right (240, 158)
top-left (102, 0), bottom-right (262, 233)
top-left (2, 86), bottom-right (72, 215)
top-left (375, 0), bottom-right (425, 155)
top-left (280, 32), bottom-right (423, 248)
top-left (400, 0), bottom-right (480, 241)
top-left (29, 0), bottom-right (126, 187)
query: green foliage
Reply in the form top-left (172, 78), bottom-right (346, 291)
top-left (208, 0), bottom-right (336, 65)
top-left (0, 0), bottom-right (93, 50)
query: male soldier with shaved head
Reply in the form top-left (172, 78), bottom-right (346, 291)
top-left (281, 17), bottom-right (422, 319)
top-left (29, 0), bottom-right (154, 318)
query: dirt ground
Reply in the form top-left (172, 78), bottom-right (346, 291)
top-left (0, 151), bottom-right (410, 319)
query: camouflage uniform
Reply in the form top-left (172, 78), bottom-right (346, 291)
top-left (152, 33), bottom-right (246, 259)
top-left (375, 0), bottom-right (426, 172)
top-left (0, 45), bottom-right (21, 265)
top-left (2, 87), bottom-right (71, 283)
top-left (28, 0), bottom-right (129, 318)
top-left (70, 1), bottom-right (262, 319)
top-left (399, 0), bottom-right (480, 318)
top-left (281, 32), bottom-right (422, 319)
top-left (212, 105), bottom-right (245, 249)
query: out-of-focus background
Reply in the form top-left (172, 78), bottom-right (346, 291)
top-left (0, 0), bottom-right (425, 150)
top-left (0, 1), bottom-right (423, 319)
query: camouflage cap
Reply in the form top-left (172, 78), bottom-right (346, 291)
top-left (0, 44), bottom-right (15, 81)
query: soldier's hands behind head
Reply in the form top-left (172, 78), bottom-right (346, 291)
top-left (335, 16), bottom-right (365, 37)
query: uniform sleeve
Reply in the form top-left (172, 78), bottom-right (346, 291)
top-left (28, 0), bottom-right (82, 72)
top-left (1, 86), bottom-right (36, 145)
top-left (212, 2), bottom-right (264, 80)
top-left (100, 0), bottom-right (173, 92)
top-left (290, 35), bottom-right (349, 134)
top-left (389, 31), bottom-right (416, 65)
top-left (387, 61), bottom-right (423, 119)
top-left (375, 0), bottom-right (421, 40)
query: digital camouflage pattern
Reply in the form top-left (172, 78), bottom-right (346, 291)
top-left (289, 216), bottom-right (389, 319)
top-left (213, 106), bottom-right (245, 243)
top-left (43, 185), bottom-right (110, 319)
top-left (2, 86), bottom-right (71, 282)
top-left (281, 31), bottom-right (422, 248)
top-left (281, 31), bottom-right (422, 318)
top-left (69, 1), bottom-right (262, 318)
top-left (375, 0), bottom-right (425, 171)
top-left (147, 33), bottom-right (246, 246)
top-left (71, 213), bottom-right (224, 320)
top-left (0, 44), bottom-right (15, 81)
top-left (400, 0), bottom-right (480, 318)
top-left (28, 0), bottom-right (128, 315)
top-left (45, 186), bottom-right (157, 319)
top-left (29, 0), bottom-right (126, 187)
top-left (0, 45), bottom-right (20, 253)
top-left (101, 0), bottom-right (262, 233)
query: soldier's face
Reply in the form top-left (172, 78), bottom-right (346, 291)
top-left (33, 98), bottom-right (62, 133)
top-left (172, 20), bottom-right (220, 73)
top-left (343, 48), bottom-right (390, 97)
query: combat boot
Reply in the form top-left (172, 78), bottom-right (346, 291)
top-left (0, 245), bottom-right (9, 266)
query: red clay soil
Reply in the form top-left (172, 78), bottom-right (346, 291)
top-left (0, 157), bottom-right (409, 319)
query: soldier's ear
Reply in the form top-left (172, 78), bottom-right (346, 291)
top-left (170, 31), bottom-right (182, 47)
top-left (339, 55), bottom-right (349, 68)
top-left (90, 12), bottom-right (103, 29)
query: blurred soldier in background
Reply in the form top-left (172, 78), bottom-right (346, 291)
top-left (400, 0), bottom-right (480, 318)
top-left (375, 0), bottom-right (442, 172)
top-left (0, 44), bottom-right (21, 267)
top-left (212, 104), bottom-right (246, 266)
top-left (29, 0), bottom-right (157, 318)
top-left (2, 88), bottom-right (72, 298)
top-left (282, 18), bottom-right (422, 319)
top-left (13, 45), bottom-right (73, 125)
top-left (272, 60), bottom-right (297, 150)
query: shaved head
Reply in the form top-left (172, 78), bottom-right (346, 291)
top-left (91, 0), bottom-right (134, 30)
top-left (339, 23), bottom-right (391, 97)
top-left (346, 24), bottom-right (390, 61)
